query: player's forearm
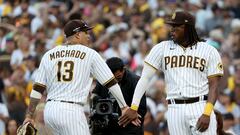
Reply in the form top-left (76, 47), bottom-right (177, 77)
top-left (104, 77), bottom-right (127, 108)
top-left (207, 77), bottom-right (220, 104)
top-left (131, 77), bottom-right (149, 110)
top-left (26, 83), bottom-right (46, 118)
top-left (131, 63), bottom-right (156, 110)
top-left (26, 97), bottom-right (40, 118)
top-left (109, 84), bottom-right (127, 108)
top-left (204, 77), bottom-right (221, 116)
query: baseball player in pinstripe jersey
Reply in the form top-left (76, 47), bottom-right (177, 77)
top-left (22, 20), bottom-right (129, 135)
top-left (119, 11), bottom-right (224, 135)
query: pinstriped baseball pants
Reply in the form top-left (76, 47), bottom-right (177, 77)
top-left (166, 101), bottom-right (217, 135)
top-left (44, 101), bottom-right (90, 135)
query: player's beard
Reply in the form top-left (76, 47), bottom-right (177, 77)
top-left (171, 36), bottom-right (177, 44)
top-left (170, 31), bottom-right (178, 44)
top-left (171, 34), bottom-right (185, 46)
top-left (171, 34), bottom-right (180, 45)
top-left (172, 39), bottom-right (182, 45)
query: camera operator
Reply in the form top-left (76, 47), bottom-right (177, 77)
top-left (91, 57), bottom-right (147, 135)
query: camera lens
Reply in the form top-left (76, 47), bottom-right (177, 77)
top-left (95, 99), bottom-right (113, 115)
top-left (99, 103), bottom-right (109, 113)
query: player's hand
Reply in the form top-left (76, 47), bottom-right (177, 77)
top-left (121, 106), bottom-right (129, 114)
top-left (23, 114), bottom-right (34, 125)
top-left (120, 107), bottom-right (141, 126)
top-left (118, 107), bottom-right (138, 127)
top-left (196, 114), bottom-right (210, 132)
top-left (131, 117), bottom-right (141, 127)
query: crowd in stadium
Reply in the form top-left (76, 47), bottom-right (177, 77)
top-left (0, 0), bottom-right (240, 135)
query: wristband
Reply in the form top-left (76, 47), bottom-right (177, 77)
top-left (203, 102), bottom-right (214, 116)
top-left (30, 90), bottom-right (42, 99)
top-left (130, 104), bottom-right (138, 111)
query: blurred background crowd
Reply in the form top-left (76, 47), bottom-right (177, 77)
top-left (0, 0), bottom-right (240, 135)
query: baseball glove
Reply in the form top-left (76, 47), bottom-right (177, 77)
top-left (17, 122), bottom-right (37, 135)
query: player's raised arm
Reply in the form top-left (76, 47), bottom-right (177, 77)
top-left (91, 52), bottom-right (127, 109)
top-left (119, 43), bottom-right (163, 126)
top-left (118, 63), bottom-right (157, 126)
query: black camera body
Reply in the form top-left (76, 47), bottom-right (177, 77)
top-left (89, 98), bottom-right (119, 135)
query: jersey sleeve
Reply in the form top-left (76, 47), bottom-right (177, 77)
top-left (34, 54), bottom-right (47, 86)
top-left (144, 43), bottom-right (164, 70)
top-left (207, 48), bottom-right (224, 77)
top-left (91, 52), bottom-right (114, 85)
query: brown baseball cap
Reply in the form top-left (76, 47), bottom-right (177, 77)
top-left (64, 19), bottom-right (93, 38)
top-left (165, 11), bottom-right (195, 26)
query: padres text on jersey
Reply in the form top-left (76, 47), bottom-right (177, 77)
top-left (145, 41), bottom-right (223, 99)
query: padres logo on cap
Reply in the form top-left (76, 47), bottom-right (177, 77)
top-left (172, 12), bottom-right (176, 20)
top-left (217, 63), bottom-right (223, 71)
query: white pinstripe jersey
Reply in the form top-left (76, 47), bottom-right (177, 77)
top-left (35, 45), bottom-right (114, 103)
top-left (145, 41), bottom-right (224, 99)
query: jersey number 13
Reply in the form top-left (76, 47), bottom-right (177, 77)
top-left (57, 61), bottom-right (74, 82)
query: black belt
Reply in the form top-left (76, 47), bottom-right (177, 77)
top-left (47, 99), bottom-right (84, 106)
top-left (168, 95), bottom-right (208, 104)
